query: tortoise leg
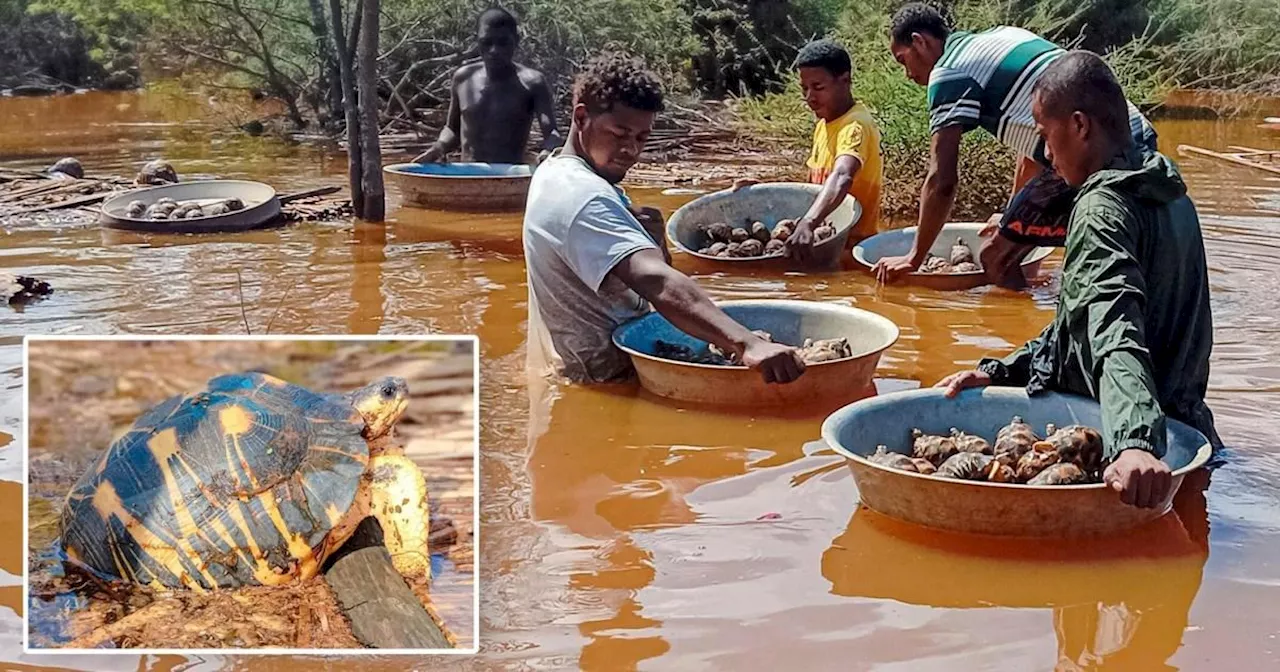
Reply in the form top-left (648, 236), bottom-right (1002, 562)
top-left (367, 454), bottom-right (432, 581)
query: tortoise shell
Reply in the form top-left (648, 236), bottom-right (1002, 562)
top-left (59, 372), bottom-right (370, 590)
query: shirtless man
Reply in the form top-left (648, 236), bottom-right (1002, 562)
top-left (413, 7), bottom-right (562, 165)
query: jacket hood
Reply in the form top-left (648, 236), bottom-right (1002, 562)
top-left (1080, 148), bottom-right (1187, 204)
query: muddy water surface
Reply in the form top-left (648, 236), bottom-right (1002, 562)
top-left (2, 90), bottom-right (1280, 670)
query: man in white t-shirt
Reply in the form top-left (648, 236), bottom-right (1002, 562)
top-left (523, 52), bottom-right (805, 384)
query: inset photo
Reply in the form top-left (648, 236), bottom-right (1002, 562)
top-left (22, 336), bottom-right (477, 654)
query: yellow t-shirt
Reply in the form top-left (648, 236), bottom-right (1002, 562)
top-left (806, 102), bottom-right (883, 240)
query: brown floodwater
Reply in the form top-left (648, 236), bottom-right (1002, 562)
top-left (3, 89), bottom-right (1280, 670)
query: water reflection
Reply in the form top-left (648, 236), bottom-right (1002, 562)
top-left (823, 470), bottom-right (1211, 670)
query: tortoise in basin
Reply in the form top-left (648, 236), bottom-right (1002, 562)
top-left (58, 371), bottom-right (431, 592)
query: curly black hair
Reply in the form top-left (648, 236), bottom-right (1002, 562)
top-left (572, 52), bottom-right (664, 115)
top-left (792, 39), bottom-right (851, 76)
top-left (890, 2), bottom-right (951, 45)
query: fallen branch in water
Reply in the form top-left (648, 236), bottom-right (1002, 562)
top-left (235, 269), bottom-right (252, 335)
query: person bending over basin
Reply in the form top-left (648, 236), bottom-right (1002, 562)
top-left (873, 3), bottom-right (1158, 289)
top-left (413, 7), bottom-right (562, 165)
top-left (936, 52), bottom-right (1223, 508)
top-left (732, 39), bottom-right (884, 263)
top-left (524, 51), bottom-right (805, 385)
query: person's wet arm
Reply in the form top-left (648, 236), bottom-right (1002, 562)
top-left (977, 329), bottom-right (1047, 388)
top-left (532, 76), bottom-right (562, 153)
top-left (788, 154), bottom-right (860, 261)
top-left (873, 126), bottom-right (961, 278)
top-left (611, 251), bottom-right (803, 382)
top-left (1063, 201), bottom-right (1167, 461)
top-left (415, 72), bottom-right (464, 162)
top-left (913, 127), bottom-right (962, 263)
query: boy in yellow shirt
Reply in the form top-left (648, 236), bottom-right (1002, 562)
top-left (735, 39), bottom-right (883, 263)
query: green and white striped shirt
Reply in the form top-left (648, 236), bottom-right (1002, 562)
top-left (928, 26), bottom-right (1156, 161)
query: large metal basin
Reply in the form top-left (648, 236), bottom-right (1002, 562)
top-left (612, 299), bottom-right (898, 407)
top-left (384, 162), bottom-right (532, 211)
top-left (666, 183), bottom-right (861, 269)
top-left (852, 222), bottom-right (1054, 290)
top-left (821, 387), bottom-right (1213, 537)
top-left (98, 180), bottom-right (281, 233)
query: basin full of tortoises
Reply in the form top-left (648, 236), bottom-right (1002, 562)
top-left (613, 299), bottom-right (899, 407)
top-left (852, 222), bottom-right (1055, 290)
top-left (666, 182), bottom-right (862, 268)
top-left (98, 179), bottom-right (281, 233)
top-left (822, 387), bottom-right (1213, 537)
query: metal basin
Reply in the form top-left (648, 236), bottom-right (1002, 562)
top-left (821, 387), bottom-right (1213, 537)
top-left (98, 180), bottom-right (281, 233)
top-left (612, 299), bottom-right (899, 407)
top-left (852, 222), bottom-right (1054, 290)
top-left (666, 183), bottom-right (861, 269)
top-left (384, 162), bottom-right (532, 211)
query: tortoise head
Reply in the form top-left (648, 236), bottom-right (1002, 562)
top-left (348, 376), bottom-right (409, 439)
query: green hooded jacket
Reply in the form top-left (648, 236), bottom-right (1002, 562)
top-left (978, 149), bottom-right (1223, 462)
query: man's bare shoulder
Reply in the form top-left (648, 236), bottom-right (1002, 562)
top-left (516, 63), bottom-right (550, 90)
top-left (453, 62), bottom-right (484, 85)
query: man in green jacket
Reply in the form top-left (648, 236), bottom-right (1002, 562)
top-left (937, 51), bottom-right (1223, 508)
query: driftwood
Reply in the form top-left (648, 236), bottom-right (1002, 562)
top-left (322, 516), bottom-right (452, 650)
top-left (1178, 144), bottom-right (1280, 176)
top-left (7, 191), bottom-right (113, 214)
top-left (279, 185), bottom-right (342, 203)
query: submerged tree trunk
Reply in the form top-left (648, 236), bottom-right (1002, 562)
top-left (331, 0), bottom-right (363, 216)
top-left (307, 0), bottom-right (342, 126)
top-left (356, 0), bottom-right (385, 221)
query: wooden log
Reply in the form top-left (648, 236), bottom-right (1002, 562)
top-left (279, 185), bottom-right (343, 204)
top-left (0, 179), bottom-right (76, 202)
top-left (1177, 144), bottom-right (1280, 176)
top-left (322, 516), bottom-right (452, 649)
top-left (7, 190), bottom-right (115, 214)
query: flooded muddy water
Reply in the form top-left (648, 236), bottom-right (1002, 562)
top-left (2, 89), bottom-right (1280, 670)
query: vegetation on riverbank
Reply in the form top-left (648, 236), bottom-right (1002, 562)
top-left (6, 1), bottom-right (1280, 218)
top-left (734, 0), bottom-right (1280, 219)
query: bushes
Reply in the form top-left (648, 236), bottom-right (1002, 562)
top-left (0, 1), bottom-right (107, 87)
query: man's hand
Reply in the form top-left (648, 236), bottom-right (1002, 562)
top-left (740, 338), bottom-right (806, 384)
top-left (731, 178), bottom-right (759, 193)
top-left (785, 220), bottom-right (816, 264)
top-left (934, 370), bottom-right (992, 398)
top-left (632, 206), bottom-right (665, 241)
top-left (536, 149), bottom-right (552, 165)
top-left (1103, 449), bottom-right (1173, 509)
top-left (872, 254), bottom-right (921, 283)
top-left (413, 145), bottom-right (445, 164)
top-left (980, 212), bottom-right (1002, 237)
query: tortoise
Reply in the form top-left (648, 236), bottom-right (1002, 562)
top-left (935, 452), bottom-right (992, 480)
top-left (749, 221), bottom-right (771, 244)
top-left (797, 337), bottom-right (852, 363)
top-left (136, 159), bottom-right (179, 186)
top-left (58, 371), bottom-right (430, 592)
top-left (949, 236), bottom-right (975, 266)
top-left (911, 428), bottom-right (958, 466)
top-left (48, 157), bottom-right (85, 180)
top-left (949, 427), bottom-right (992, 455)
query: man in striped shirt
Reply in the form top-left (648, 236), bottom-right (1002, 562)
top-left (873, 3), bottom-right (1158, 288)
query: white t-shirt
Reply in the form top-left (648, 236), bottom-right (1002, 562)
top-left (523, 151), bottom-right (658, 382)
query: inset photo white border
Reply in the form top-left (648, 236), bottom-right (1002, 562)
top-left (21, 334), bottom-right (480, 656)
